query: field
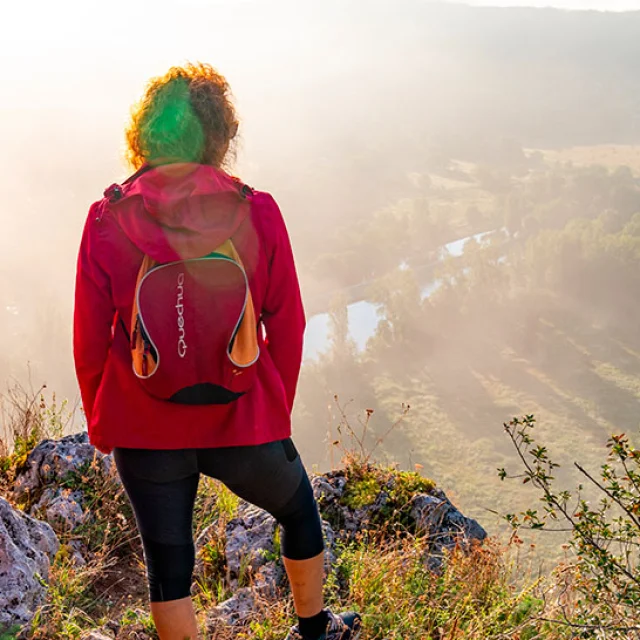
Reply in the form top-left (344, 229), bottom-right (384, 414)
top-left (537, 144), bottom-right (640, 174)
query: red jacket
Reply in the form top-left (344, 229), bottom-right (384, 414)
top-left (73, 164), bottom-right (305, 455)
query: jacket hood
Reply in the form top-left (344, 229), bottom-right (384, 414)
top-left (105, 163), bottom-right (252, 262)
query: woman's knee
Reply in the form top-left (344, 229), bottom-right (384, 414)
top-left (142, 537), bottom-right (195, 602)
top-left (275, 474), bottom-right (325, 561)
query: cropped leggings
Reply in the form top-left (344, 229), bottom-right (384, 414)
top-left (113, 438), bottom-right (324, 602)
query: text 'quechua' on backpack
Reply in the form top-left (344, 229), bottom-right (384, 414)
top-left (130, 239), bottom-right (260, 405)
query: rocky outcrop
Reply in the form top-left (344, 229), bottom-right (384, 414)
top-left (206, 469), bottom-right (485, 630)
top-left (411, 489), bottom-right (487, 570)
top-left (2, 432), bottom-right (487, 636)
top-left (13, 432), bottom-right (113, 508)
top-left (11, 432), bottom-right (114, 566)
top-left (0, 496), bottom-right (60, 630)
top-left (312, 469), bottom-right (486, 550)
top-left (411, 490), bottom-right (487, 543)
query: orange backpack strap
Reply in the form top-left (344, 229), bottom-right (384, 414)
top-left (217, 240), bottom-right (259, 368)
top-left (131, 254), bottom-right (159, 378)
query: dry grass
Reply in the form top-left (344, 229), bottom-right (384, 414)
top-left (0, 386), bottom-right (631, 639)
top-left (0, 380), bottom-right (76, 486)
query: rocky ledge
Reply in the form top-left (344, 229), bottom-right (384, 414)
top-left (0, 433), bottom-right (486, 637)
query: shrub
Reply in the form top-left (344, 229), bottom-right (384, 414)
top-left (499, 415), bottom-right (640, 638)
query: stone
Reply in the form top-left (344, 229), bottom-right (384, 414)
top-left (225, 503), bottom-right (277, 585)
top-left (31, 486), bottom-right (86, 533)
top-left (68, 539), bottom-right (88, 567)
top-left (252, 562), bottom-right (284, 598)
top-left (207, 587), bottom-right (258, 629)
top-left (44, 489), bottom-right (86, 532)
top-left (411, 492), bottom-right (487, 572)
top-left (322, 519), bottom-right (337, 573)
top-left (411, 494), bottom-right (451, 539)
top-left (80, 631), bottom-right (114, 640)
top-left (446, 505), bottom-right (488, 544)
top-left (312, 474), bottom-right (346, 502)
top-left (311, 468), bottom-right (486, 575)
top-left (0, 496), bottom-right (59, 629)
top-left (30, 487), bottom-right (58, 513)
top-left (411, 493), bottom-right (487, 547)
top-left (10, 432), bottom-right (116, 535)
top-left (195, 522), bottom-right (217, 552)
top-left (13, 432), bottom-right (113, 504)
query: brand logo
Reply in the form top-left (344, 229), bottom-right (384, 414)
top-left (176, 273), bottom-right (187, 358)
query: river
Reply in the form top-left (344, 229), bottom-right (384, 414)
top-left (302, 230), bottom-right (497, 360)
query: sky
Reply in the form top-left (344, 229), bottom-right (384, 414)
top-left (448, 0), bottom-right (640, 8)
top-left (0, 0), bottom-right (636, 82)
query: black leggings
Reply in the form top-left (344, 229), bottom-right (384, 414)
top-left (113, 438), bottom-right (324, 602)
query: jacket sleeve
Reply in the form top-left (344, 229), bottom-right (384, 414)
top-left (73, 202), bottom-right (115, 424)
top-left (261, 196), bottom-right (306, 413)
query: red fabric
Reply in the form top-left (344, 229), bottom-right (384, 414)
top-left (73, 164), bottom-right (305, 455)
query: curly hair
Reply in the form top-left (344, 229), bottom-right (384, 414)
top-left (125, 63), bottom-right (239, 170)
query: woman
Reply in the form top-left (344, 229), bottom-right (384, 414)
top-left (73, 63), bottom-right (361, 640)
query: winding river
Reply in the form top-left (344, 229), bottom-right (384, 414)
top-left (302, 230), bottom-right (497, 360)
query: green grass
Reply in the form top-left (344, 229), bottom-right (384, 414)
top-left (337, 463), bottom-right (435, 531)
top-left (193, 476), bottom-right (239, 536)
top-left (192, 478), bottom-right (241, 611)
top-left (358, 294), bottom-right (640, 569)
top-left (118, 607), bottom-right (158, 636)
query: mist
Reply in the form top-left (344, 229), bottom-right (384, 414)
top-left (446, 0), bottom-right (640, 10)
top-left (2, 0), bottom-right (640, 536)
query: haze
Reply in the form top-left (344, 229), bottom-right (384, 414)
top-left (2, 0), bottom-right (640, 535)
top-left (448, 0), bottom-right (640, 9)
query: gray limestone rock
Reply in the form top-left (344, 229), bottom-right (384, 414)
top-left (252, 562), bottom-right (284, 599)
top-left (31, 487), bottom-right (87, 533)
top-left (312, 474), bottom-right (346, 502)
top-left (68, 538), bottom-right (88, 567)
top-left (411, 492), bottom-right (487, 572)
top-left (322, 519), bottom-right (337, 574)
top-left (10, 432), bottom-right (116, 536)
top-left (44, 489), bottom-right (86, 532)
top-left (207, 587), bottom-right (258, 630)
top-left (411, 492), bottom-right (487, 547)
top-left (80, 631), bottom-right (114, 640)
top-left (225, 503), bottom-right (277, 584)
top-left (0, 496), bottom-right (60, 629)
top-left (13, 432), bottom-right (113, 504)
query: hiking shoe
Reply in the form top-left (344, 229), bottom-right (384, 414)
top-left (285, 609), bottom-right (362, 640)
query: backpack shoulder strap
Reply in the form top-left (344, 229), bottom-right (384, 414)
top-left (131, 254), bottom-right (157, 335)
top-left (104, 163), bottom-right (154, 203)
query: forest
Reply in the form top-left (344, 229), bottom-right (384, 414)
top-left (295, 149), bottom-right (640, 545)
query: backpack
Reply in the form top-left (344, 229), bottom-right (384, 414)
top-left (130, 238), bottom-right (259, 404)
top-left (107, 167), bottom-right (260, 405)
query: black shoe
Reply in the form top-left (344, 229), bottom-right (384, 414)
top-left (285, 609), bottom-right (362, 640)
